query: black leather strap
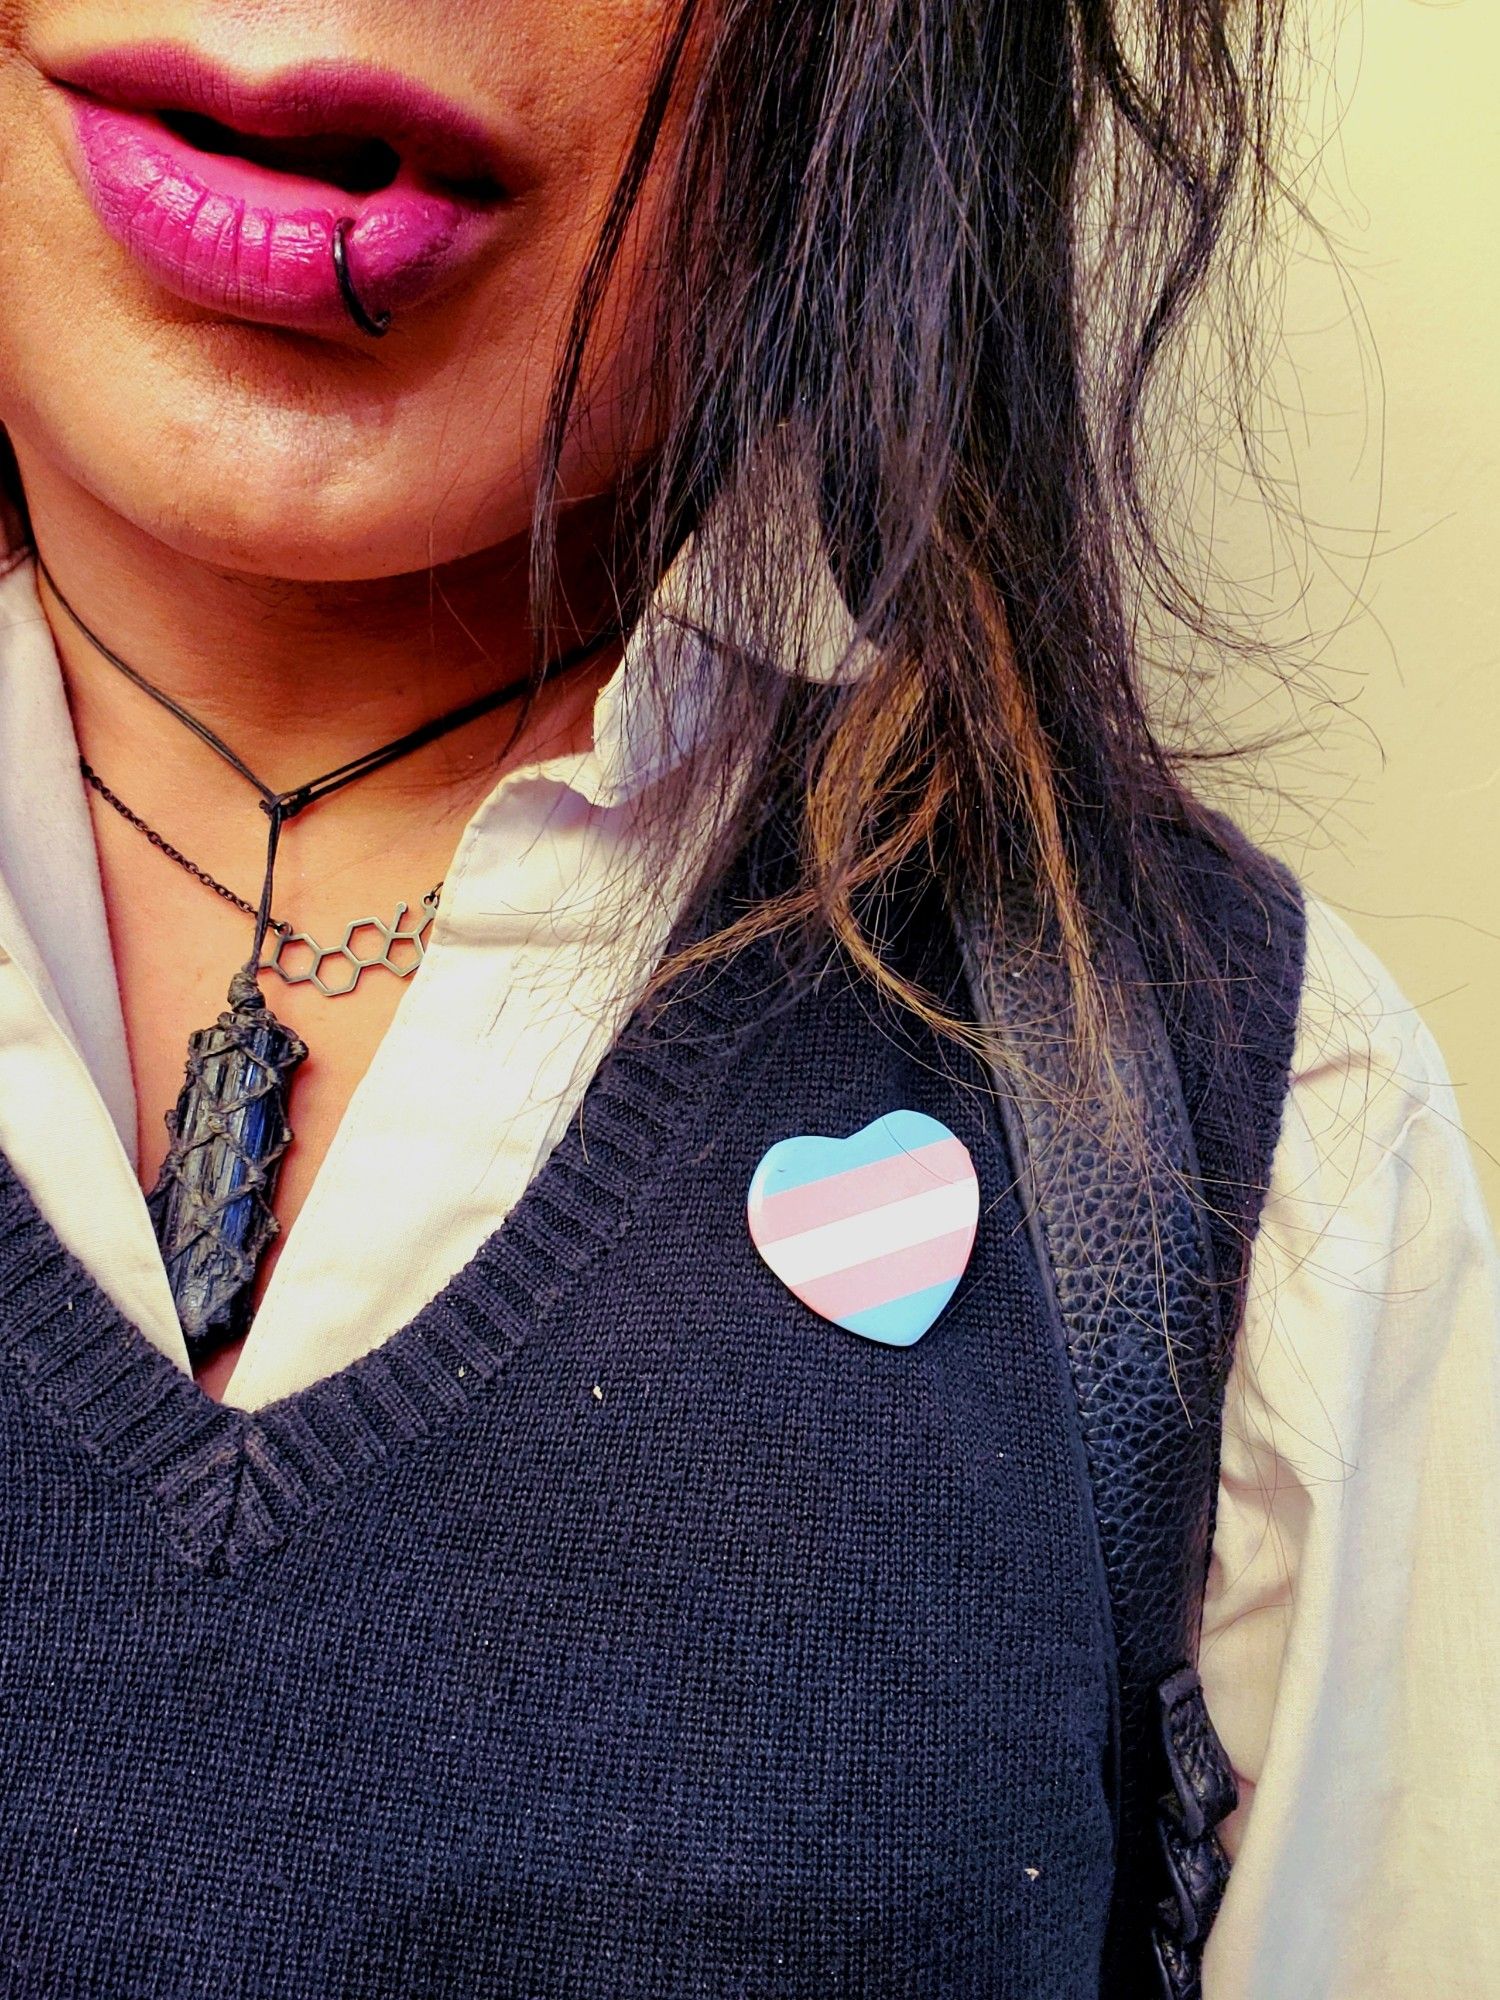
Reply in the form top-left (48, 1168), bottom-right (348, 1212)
top-left (960, 904), bottom-right (1241, 1994)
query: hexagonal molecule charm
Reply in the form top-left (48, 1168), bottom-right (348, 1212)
top-left (264, 897), bottom-right (436, 997)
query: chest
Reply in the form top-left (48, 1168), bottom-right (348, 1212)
top-left (0, 948), bottom-right (1118, 1998)
top-left (74, 766), bottom-right (661, 1399)
top-left (95, 793), bottom-right (452, 1223)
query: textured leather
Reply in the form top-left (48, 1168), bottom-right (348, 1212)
top-left (1148, 1670), bottom-right (1238, 1995)
top-left (1153, 1924), bottom-right (1208, 2000)
top-left (1158, 1799), bottom-right (1233, 1941)
top-left (1159, 1664), bottom-right (1239, 1842)
top-left (961, 873), bottom-right (1280, 1995)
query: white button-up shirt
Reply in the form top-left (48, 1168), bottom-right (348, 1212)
top-left (0, 549), bottom-right (1494, 1997)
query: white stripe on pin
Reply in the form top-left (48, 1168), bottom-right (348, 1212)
top-left (747, 1110), bottom-right (980, 1347)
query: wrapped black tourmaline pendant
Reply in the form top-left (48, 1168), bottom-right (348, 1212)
top-left (147, 966), bottom-right (308, 1365)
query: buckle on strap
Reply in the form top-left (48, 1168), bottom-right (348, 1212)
top-left (1159, 1664), bottom-right (1238, 1839)
top-left (1150, 1667), bottom-right (1239, 1999)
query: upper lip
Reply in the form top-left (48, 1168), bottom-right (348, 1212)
top-left (45, 41), bottom-right (512, 195)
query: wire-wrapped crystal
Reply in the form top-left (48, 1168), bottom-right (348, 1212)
top-left (146, 968), bottom-right (308, 1364)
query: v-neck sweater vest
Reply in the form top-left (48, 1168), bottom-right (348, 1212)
top-left (0, 832), bottom-right (1303, 1999)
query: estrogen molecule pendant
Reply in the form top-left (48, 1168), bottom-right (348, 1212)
top-left (263, 896), bottom-right (436, 997)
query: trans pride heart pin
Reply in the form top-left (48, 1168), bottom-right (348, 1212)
top-left (747, 1110), bottom-right (980, 1346)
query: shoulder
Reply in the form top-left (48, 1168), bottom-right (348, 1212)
top-left (1291, 893), bottom-right (1450, 1140)
top-left (1149, 816), bottom-right (1459, 1191)
top-left (1245, 893), bottom-right (1496, 1424)
top-left (1273, 895), bottom-right (1483, 1252)
top-left (1136, 819), bottom-right (1488, 1335)
top-left (1157, 821), bottom-right (1488, 1295)
top-left (1154, 806), bottom-right (1306, 996)
top-left (1132, 810), bottom-right (1309, 1319)
top-left (1140, 807), bottom-right (1308, 1122)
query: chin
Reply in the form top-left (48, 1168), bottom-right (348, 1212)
top-left (105, 441), bottom-right (526, 584)
top-left (0, 210), bottom-right (529, 582)
top-left (11, 338), bottom-right (530, 583)
top-left (147, 464), bottom-right (531, 584)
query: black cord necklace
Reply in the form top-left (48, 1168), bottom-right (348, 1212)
top-left (78, 758), bottom-right (448, 996)
top-left (38, 557), bottom-right (616, 1364)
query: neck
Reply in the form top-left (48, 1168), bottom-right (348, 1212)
top-left (21, 454), bottom-right (627, 806)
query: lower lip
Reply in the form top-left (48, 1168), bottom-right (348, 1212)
top-left (64, 95), bottom-right (502, 336)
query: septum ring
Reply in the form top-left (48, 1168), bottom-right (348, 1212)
top-left (332, 219), bottom-right (392, 338)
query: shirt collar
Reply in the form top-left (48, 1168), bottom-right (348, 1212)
top-left (569, 447), bottom-right (878, 810)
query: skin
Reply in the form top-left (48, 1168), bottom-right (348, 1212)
top-left (0, 0), bottom-right (685, 1398)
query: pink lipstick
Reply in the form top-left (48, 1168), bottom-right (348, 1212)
top-left (48, 44), bottom-right (515, 337)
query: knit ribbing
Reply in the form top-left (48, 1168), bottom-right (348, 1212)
top-left (0, 899), bottom-right (1122, 1997)
top-left (0, 819), bottom-right (1302, 2000)
top-left (0, 936), bottom-right (763, 1577)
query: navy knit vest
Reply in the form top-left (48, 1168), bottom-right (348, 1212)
top-left (0, 829), bottom-right (1302, 1999)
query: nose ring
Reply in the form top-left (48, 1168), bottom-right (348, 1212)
top-left (332, 219), bottom-right (392, 338)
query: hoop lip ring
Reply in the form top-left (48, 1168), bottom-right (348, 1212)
top-left (332, 219), bottom-right (392, 338)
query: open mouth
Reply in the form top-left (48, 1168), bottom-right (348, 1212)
top-left (156, 108), bottom-right (406, 198)
top-left (49, 44), bottom-right (517, 334)
top-left (147, 107), bottom-right (507, 206)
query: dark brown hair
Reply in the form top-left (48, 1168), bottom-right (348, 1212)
top-left (532, 0), bottom-right (1291, 1069)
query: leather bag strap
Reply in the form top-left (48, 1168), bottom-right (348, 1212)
top-left (958, 903), bottom-right (1241, 1999)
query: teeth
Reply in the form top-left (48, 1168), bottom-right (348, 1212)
top-left (159, 109), bottom-right (401, 196)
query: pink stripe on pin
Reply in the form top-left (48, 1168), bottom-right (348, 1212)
top-left (747, 1111), bottom-right (980, 1347)
top-left (749, 1135), bottom-right (974, 1245)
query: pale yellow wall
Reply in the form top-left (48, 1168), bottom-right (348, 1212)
top-left (1204, 0), bottom-right (1498, 1218)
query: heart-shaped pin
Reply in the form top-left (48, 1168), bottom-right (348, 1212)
top-left (747, 1110), bottom-right (980, 1346)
